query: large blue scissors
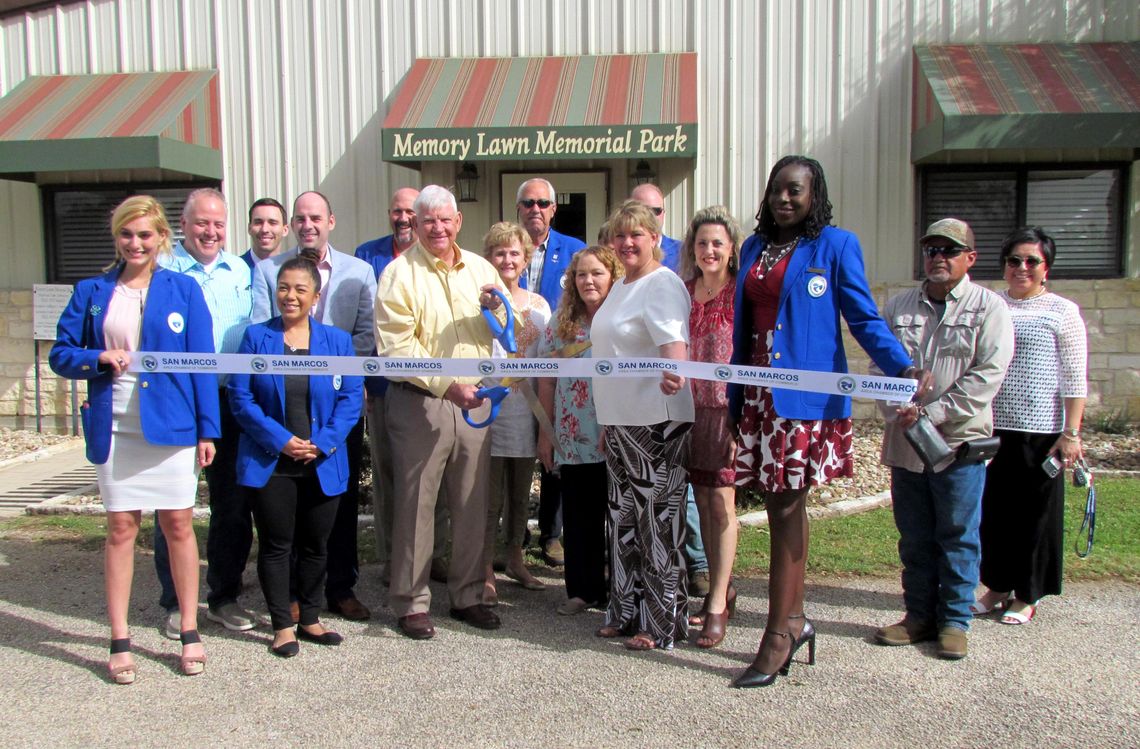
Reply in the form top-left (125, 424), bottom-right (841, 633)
top-left (463, 288), bottom-right (516, 429)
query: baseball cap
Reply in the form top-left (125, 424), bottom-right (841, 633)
top-left (920, 218), bottom-right (975, 250)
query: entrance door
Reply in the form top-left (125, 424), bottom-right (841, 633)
top-left (500, 171), bottom-right (609, 245)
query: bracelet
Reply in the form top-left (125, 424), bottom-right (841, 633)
top-left (1061, 428), bottom-right (1080, 441)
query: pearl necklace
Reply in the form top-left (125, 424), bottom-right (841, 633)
top-left (757, 236), bottom-right (800, 276)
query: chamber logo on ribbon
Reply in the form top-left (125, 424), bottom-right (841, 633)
top-left (362, 359), bottom-right (380, 374)
top-left (715, 366), bottom-right (732, 381)
top-left (837, 376), bottom-right (856, 394)
top-left (595, 360), bottom-right (613, 375)
top-left (251, 357), bottom-right (268, 373)
top-left (478, 360), bottom-right (495, 376)
top-left (141, 355), bottom-right (158, 372)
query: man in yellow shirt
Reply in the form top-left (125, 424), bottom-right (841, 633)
top-left (375, 185), bottom-right (507, 639)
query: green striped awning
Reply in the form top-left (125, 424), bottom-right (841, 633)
top-left (382, 54), bottom-right (698, 162)
top-left (912, 43), bottom-right (1140, 161)
top-left (0, 70), bottom-right (222, 179)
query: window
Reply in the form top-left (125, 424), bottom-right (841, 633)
top-left (43, 184), bottom-right (212, 284)
top-left (919, 166), bottom-right (1126, 279)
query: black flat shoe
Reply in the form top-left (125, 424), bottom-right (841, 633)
top-left (296, 626), bottom-right (343, 646)
top-left (271, 640), bottom-right (299, 658)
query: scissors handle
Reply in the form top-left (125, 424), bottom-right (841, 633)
top-left (481, 288), bottom-right (517, 354)
top-left (463, 385), bottom-right (510, 428)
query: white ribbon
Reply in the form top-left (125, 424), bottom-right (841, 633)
top-left (128, 352), bottom-right (917, 402)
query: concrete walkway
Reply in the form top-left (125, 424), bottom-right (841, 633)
top-left (0, 534), bottom-right (1137, 747)
top-left (0, 442), bottom-right (93, 518)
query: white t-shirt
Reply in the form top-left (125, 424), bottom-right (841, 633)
top-left (590, 266), bottom-right (695, 426)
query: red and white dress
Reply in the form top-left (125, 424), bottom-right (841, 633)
top-left (733, 253), bottom-right (853, 492)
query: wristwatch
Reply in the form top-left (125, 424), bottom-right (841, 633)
top-left (1061, 427), bottom-right (1080, 440)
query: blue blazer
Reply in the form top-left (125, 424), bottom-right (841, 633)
top-left (728, 226), bottom-right (913, 422)
top-left (49, 267), bottom-right (221, 465)
top-left (227, 318), bottom-right (363, 496)
top-left (520, 228), bottom-right (586, 311)
top-left (660, 234), bottom-right (683, 273)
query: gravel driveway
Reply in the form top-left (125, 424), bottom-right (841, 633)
top-left (0, 537), bottom-right (1136, 748)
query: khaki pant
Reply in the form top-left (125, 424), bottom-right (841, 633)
top-left (386, 384), bottom-right (490, 617)
top-left (368, 393), bottom-right (447, 565)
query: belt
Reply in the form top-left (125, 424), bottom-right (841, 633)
top-left (390, 380), bottom-right (437, 398)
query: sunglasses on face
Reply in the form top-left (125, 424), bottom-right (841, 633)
top-left (518, 199), bottom-right (553, 209)
top-left (922, 245), bottom-right (967, 259)
top-left (647, 206), bottom-right (665, 216)
top-left (1004, 255), bottom-right (1045, 269)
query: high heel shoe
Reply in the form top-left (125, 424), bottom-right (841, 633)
top-left (179, 630), bottom-right (206, 676)
top-left (784, 614), bottom-right (817, 673)
top-left (690, 580), bottom-right (737, 627)
top-left (696, 609), bottom-right (728, 649)
top-left (108, 638), bottom-right (136, 685)
top-left (732, 629), bottom-right (792, 688)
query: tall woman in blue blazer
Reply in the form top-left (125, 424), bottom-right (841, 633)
top-left (228, 256), bottom-right (363, 657)
top-left (50, 195), bottom-right (220, 684)
top-left (727, 157), bottom-right (925, 688)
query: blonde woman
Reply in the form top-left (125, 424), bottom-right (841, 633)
top-left (483, 222), bottom-right (552, 601)
top-left (537, 246), bottom-right (624, 615)
top-left (50, 196), bottom-right (219, 683)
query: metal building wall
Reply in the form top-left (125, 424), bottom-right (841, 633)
top-left (1, 0), bottom-right (1137, 285)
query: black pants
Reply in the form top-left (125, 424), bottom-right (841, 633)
top-left (538, 467), bottom-right (563, 544)
top-left (980, 430), bottom-right (1065, 603)
top-left (560, 462), bottom-right (609, 604)
top-left (154, 390), bottom-right (251, 610)
top-left (250, 474), bottom-right (339, 630)
top-left (324, 417), bottom-right (364, 602)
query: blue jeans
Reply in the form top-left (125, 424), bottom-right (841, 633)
top-left (683, 484), bottom-right (708, 573)
top-left (890, 462), bottom-right (985, 631)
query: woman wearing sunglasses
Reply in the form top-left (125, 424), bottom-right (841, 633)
top-left (972, 227), bottom-right (1088, 626)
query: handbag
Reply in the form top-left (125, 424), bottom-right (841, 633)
top-left (956, 436), bottom-right (1001, 464)
top-left (903, 414), bottom-right (955, 471)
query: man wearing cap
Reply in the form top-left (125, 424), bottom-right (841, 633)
top-left (873, 218), bottom-right (1013, 661)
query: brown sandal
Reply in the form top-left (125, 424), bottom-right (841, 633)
top-left (624, 632), bottom-right (657, 651)
top-left (108, 638), bottom-right (136, 685)
top-left (696, 609), bottom-right (728, 649)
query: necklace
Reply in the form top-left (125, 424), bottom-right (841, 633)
top-left (697, 276), bottom-right (728, 299)
top-left (756, 236), bottom-right (799, 276)
top-left (283, 328), bottom-right (308, 353)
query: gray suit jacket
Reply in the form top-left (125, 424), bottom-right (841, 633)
top-left (251, 245), bottom-right (377, 356)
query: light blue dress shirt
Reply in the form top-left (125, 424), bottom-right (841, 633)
top-left (162, 241), bottom-right (253, 355)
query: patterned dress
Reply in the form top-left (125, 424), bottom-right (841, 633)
top-left (685, 277), bottom-right (736, 487)
top-left (734, 253), bottom-right (853, 491)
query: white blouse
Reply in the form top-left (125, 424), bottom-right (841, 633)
top-left (590, 266), bottom-right (695, 426)
top-left (992, 290), bottom-right (1087, 433)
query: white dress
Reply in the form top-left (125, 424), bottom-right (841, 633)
top-left (97, 284), bottom-right (200, 512)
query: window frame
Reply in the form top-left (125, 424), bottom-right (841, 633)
top-left (42, 181), bottom-right (218, 284)
top-left (916, 162), bottom-right (1129, 280)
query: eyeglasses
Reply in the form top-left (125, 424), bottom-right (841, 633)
top-left (922, 245), bottom-right (967, 259)
top-left (1004, 256), bottom-right (1045, 269)
top-left (518, 199), bottom-right (553, 209)
top-left (646, 206), bottom-right (665, 216)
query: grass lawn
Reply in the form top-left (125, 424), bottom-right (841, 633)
top-left (1, 477), bottom-right (1136, 583)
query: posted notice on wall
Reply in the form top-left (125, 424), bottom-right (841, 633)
top-left (33, 284), bottom-right (73, 341)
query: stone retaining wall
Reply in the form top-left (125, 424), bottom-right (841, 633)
top-left (4, 279), bottom-right (1138, 433)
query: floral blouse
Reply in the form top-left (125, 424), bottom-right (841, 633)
top-left (537, 320), bottom-right (604, 466)
top-left (685, 277), bottom-right (735, 409)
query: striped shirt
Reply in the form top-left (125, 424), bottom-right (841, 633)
top-left (162, 242), bottom-right (253, 355)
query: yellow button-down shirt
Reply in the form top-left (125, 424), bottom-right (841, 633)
top-left (375, 242), bottom-right (507, 396)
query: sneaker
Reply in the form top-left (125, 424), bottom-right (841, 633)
top-left (874, 616), bottom-right (938, 646)
top-left (206, 602), bottom-right (257, 631)
top-left (937, 626), bottom-right (968, 660)
top-left (163, 610), bottom-right (181, 640)
top-left (689, 569), bottom-right (711, 597)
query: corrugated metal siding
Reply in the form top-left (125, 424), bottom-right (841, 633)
top-left (1, 0), bottom-right (1136, 283)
